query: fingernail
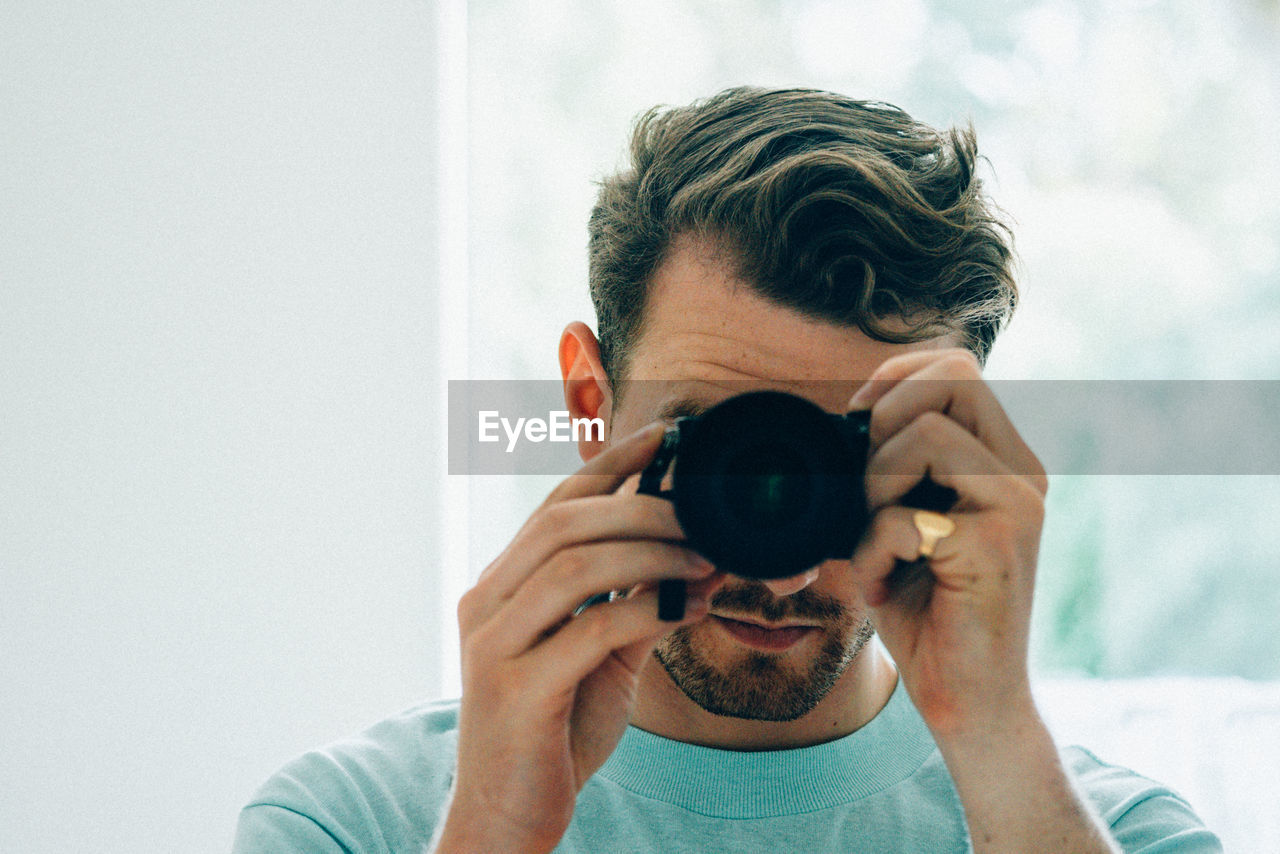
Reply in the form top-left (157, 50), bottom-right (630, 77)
top-left (848, 382), bottom-right (873, 410)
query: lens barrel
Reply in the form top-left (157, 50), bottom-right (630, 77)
top-left (644, 391), bottom-right (871, 580)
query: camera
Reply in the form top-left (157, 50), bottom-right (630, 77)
top-left (637, 390), bottom-right (954, 619)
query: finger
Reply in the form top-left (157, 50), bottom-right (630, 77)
top-left (864, 411), bottom-right (1022, 511)
top-left (854, 502), bottom-right (1036, 630)
top-left (522, 583), bottom-right (713, 698)
top-left (474, 493), bottom-right (687, 601)
top-left (488, 540), bottom-right (717, 656)
top-left (759, 566), bottom-right (822, 599)
top-left (858, 356), bottom-right (1045, 491)
top-left (849, 505), bottom-right (965, 607)
top-left (538, 421), bottom-right (667, 508)
top-left (848, 348), bottom-right (975, 410)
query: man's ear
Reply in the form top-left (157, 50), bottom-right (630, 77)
top-left (559, 322), bottom-right (612, 462)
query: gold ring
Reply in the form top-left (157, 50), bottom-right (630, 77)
top-left (913, 509), bottom-right (956, 559)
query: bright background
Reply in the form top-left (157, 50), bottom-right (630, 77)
top-left (3, 2), bottom-right (1278, 852)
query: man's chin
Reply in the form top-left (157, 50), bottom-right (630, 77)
top-left (653, 617), bottom-right (871, 722)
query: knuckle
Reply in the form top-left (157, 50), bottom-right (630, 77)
top-left (548, 545), bottom-right (588, 582)
top-left (534, 501), bottom-right (574, 533)
top-left (456, 585), bottom-right (483, 629)
top-left (869, 509), bottom-right (898, 541)
top-left (985, 482), bottom-right (1044, 550)
top-left (460, 624), bottom-right (495, 670)
top-left (854, 512), bottom-right (894, 560)
top-left (542, 477), bottom-right (571, 506)
top-left (1007, 473), bottom-right (1044, 512)
top-left (1024, 457), bottom-right (1049, 495)
top-left (1022, 485), bottom-right (1047, 525)
top-left (459, 637), bottom-right (479, 672)
top-left (942, 348), bottom-right (981, 375)
top-left (577, 610), bottom-right (612, 645)
top-left (911, 410), bottom-right (953, 444)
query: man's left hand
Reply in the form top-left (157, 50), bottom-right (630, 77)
top-left (848, 348), bottom-right (1049, 739)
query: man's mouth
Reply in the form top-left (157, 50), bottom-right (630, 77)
top-left (709, 614), bottom-right (819, 651)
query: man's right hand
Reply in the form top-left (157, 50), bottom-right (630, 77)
top-left (433, 423), bottom-right (724, 854)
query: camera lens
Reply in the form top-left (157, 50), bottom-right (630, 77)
top-left (723, 443), bottom-right (810, 528)
top-left (668, 391), bottom-right (867, 579)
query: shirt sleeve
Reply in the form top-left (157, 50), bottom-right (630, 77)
top-left (232, 701), bottom-right (459, 852)
top-left (232, 803), bottom-right (351, 854)
top-left (1062, 747), bottom-right (1223, 854)
top-left (1109, 793), bottom-right (1223, 854)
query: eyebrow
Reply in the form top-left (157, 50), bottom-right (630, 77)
top-left (656, 397), bottom-right (712, 422)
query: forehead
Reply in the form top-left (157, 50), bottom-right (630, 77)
top-left (622, 236), bottom-right (951, 416)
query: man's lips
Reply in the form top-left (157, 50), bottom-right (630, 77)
top-left (710, 614), bottom-right (819, 651)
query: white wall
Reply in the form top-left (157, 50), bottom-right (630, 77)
top-left (0, 4), bottom-right (446, 852)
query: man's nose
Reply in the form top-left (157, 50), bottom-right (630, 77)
top-left (760, 566), bottom-right (821, 598)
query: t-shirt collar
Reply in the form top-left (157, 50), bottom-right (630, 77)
top-left (596, 677), bottom-right (936, 818)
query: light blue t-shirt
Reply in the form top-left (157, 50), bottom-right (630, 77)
top-left (234, 680), bottom-right (1221, 853)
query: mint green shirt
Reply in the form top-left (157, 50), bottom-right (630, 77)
top-left (234, 680), bottom-right (1220, 853)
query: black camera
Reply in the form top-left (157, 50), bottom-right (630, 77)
top-left (637, 390), bottom-right (954, 619)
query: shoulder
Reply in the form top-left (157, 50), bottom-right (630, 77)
top-left (1061, 746), bottom-right (1223, 853)
top-left (249, 697), bottom-right (461, 808)
top-left (235, 698), bottom-right (461, 853)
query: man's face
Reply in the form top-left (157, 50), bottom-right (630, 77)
top-left (607, 235), bottom-right (950, 721)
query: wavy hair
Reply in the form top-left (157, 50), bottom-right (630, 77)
top-left (587, 86), bottom-right (1017, 382)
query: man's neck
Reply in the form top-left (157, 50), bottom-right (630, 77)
top-left (629, 643), bottom-right (899, 751)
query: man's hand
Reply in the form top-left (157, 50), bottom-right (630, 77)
top-left (848, 349), bottom-right (1119, 853)
top-left (434, 423), bottom-right (723, 854)
top-left (847, 348), bottom-right (1048, 737)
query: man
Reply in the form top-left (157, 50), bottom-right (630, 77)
top-left (234, 87), bottom-right (1220, 852)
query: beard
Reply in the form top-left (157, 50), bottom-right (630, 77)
top-left (653, 581), bottom-right (875, 721)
